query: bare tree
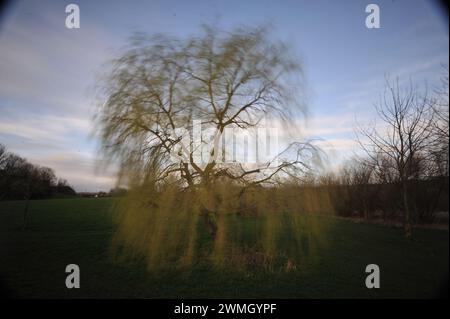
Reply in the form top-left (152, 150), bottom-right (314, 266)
top-left (0, 144), bottom-right (8, 201)
top-left (0, 144), bottom-right (7, 167)
top-left (430, 66), bottom-right (449, 178)
top-left (357, 78), bottom-right (435, 238)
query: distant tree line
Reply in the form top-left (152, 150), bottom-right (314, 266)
top-left (77, 188), bottom-right (128, 198)
top-left (0, 144), bottom-right (76, 201)
top-left (316, 159), bottom-right (448, 224)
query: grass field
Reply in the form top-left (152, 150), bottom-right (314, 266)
top-left (0, 197), bottom-right (448, 298)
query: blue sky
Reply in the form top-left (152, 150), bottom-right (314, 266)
top-left (0, 0), bottom-right (448, 191)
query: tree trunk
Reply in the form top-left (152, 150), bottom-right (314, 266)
top-left (201, 207), bottom-right (217, 239)
top-left (401, 181), bottom-right (412, 239)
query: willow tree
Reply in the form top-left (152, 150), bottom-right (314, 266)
top-left (96, 25), bottom-right (318, 240)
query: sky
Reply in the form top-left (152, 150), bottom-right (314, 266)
top-left (0, 0), bottom-right (448, 191)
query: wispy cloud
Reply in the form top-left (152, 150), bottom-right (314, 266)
top-left (0, 4), bottom-right (115, 191)
top-left (0, 115), bottom-right (90, 143)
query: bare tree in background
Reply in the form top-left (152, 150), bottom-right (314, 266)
top-left (357, 78), bottom-right (435, 238)
top-left (430, 66), bottom-right (449, 178)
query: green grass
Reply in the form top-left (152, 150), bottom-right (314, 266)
top-left (0, 197), bottom-right (448, 298)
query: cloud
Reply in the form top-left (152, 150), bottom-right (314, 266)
top-left (0, 2), bottom-right (116, 191)
top-left (0, 114), bottom-right (90, 143)
top-left (0, 0), bottom-right (447, 191)
top-left (0, 112), bottom-right (116, 191)
top-left (0, 2), bottom-right (113, 118)
top-left (301, 115), bottom-right (356, 138)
